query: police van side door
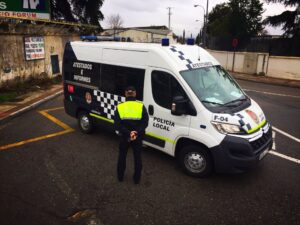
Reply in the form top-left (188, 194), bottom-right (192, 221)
top-left (144, 69), bottom-right (191, 155)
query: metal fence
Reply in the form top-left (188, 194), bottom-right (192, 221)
top-left (207, 36), bottom-right (300, 57)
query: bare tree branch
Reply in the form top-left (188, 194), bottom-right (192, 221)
top-left (107, 14), bottom-right (124, 29)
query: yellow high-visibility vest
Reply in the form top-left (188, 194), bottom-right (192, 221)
top-left (117, 101), bottom-right (143, 120)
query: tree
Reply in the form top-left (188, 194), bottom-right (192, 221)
top-left (196, 30), bottom-right (203, 45)
top-left (207, 3), bottom-right (232, 37)
top-left (50, 0), bottom-right (75, 22)
top-left (107, 14), bottom-right (124, 29)
top-left (50, 0), bottom-right (104, 27)
top-left (207, 0), bottom-right (264, 38)
top-left (72, 0), bottom-right (104, 26)
top-left (264, 0), bottom-right (300, 37)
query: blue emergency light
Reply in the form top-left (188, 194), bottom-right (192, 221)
top-left (162, 38), bottom-right (170, 46)
top-left (80, 36), bottom-right (98, 41)
top-left (187, 38), bottom-right (195, 45)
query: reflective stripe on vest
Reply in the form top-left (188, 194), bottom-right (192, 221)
top-left (117, 101), bottom-right (143, 120)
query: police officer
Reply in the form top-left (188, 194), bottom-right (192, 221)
top-left (114, 86), bottom-right (149, 184)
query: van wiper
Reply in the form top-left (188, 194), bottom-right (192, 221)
top-left (201, 100), bottom-right (223, 106)
top-left (223, 97), bottom-right (247, 107)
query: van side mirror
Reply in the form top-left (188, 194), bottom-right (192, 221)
top-left (171, 96), bottom-right (188, 116)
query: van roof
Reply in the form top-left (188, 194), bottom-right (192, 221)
top-left (70, 41), bottom-right (220, 72)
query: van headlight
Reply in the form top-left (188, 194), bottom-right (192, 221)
top-left (211, 122), bottom-right (245, 134)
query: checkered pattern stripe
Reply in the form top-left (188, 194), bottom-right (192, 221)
top-left (93, 90), bottom-right (126, 120)
top-left (170, 46), bottom-right (193, 69)
top-left (236, 113), bottom-right (252, 131)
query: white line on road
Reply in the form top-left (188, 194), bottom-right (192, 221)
top-left (272, 131), bottom-right (276, 150)
top-left (244, 89), bottom-right (300, 98)
top-left (269, 128), bottom-right (300, 165)
top-left (7, 91), bottom-right (63, 117)
top-left (269, 151), bottom-right (300, 165)
top-left (273, 126), bottom-right (300, 143)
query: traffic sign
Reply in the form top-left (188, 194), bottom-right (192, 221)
top-left (232, 38), bottom-right (239, 48)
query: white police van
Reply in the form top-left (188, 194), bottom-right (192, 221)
top-left (63, 37), bottom-right (273, 177)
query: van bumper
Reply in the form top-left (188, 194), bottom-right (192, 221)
top-left (211, 126), bottom-right (273, 173)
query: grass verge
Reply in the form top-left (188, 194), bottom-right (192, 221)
top-left (0, 75), bottom-right (62, 103)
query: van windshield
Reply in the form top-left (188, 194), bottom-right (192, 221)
top-left (180, 66), bottom-right (248, 112)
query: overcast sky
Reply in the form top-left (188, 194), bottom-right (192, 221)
top-left (101, 0), bottom-right (295, 37)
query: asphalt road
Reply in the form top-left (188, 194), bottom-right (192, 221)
top-left (0, 79), bottom-right (299, 225)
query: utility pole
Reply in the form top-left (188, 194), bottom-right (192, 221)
top-left (205, 0), bottom-right (209, 47)
top-left (194, 5), bottom-right (205, 46)
top-left (194, 0), bottom-right (209, 47)
top-left (167, 7), bottom-right (172, 30)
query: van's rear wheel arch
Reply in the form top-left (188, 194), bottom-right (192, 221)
top-left (175, 138), bottom-right (214, 177)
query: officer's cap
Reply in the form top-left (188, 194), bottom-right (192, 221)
top-left (125, 86), bottom-right (136, 93)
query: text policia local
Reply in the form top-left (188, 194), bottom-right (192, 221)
top-left (153, 117), bottom-right (175, 131)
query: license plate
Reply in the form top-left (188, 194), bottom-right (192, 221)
top-left (259, 148), bottom-right (269, 160)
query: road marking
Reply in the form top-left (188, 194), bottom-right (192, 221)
top-left (244, 89), bottom-right (300, 98)
top-left (0, 107), bottom-right (74, 151)
top-left (39, 109), bottom-right (71, 130)
top-left (272, 131), bottom-right (276, 150)
top-left (43, 106), bottom-right (64, 112)
top-left (269, 129), bottom-right (300, 165)
top-left (8, 90), bottom-right (63, 117)
top-left (0, 130), bottom-right (73, 150)
top-left (269, 151), bottom-right (300, 165)
top-left (0, 121), bottom-right (13, 131)
top-left (273, 126), bottom-right (300, 143)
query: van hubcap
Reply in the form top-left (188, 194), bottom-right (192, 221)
top-left (184, 152), bottom-right (206, 173)
top-left (80, 115), bottom-right (90, 130)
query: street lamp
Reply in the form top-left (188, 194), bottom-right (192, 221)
top-left (194, 5), bottom-right (205, 46)
top-left (194, 0), bottom-right (209, 47)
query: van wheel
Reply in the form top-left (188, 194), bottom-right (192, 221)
top-left (179, 145), bottom-right (213, 178)
top-left (78, 111), bottom-right (93, 134)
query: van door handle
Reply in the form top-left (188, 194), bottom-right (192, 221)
top-left (148, 105), bottom-right (154, 116)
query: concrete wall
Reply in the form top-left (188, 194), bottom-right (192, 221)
top-left (267, 56), bottom-right (300, 80)
top-left (208, 50), bottom-right (300, 81)
top-left (0, 33), bottom-right (79, 87)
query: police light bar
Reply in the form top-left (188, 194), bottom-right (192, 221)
top-left (80, 36), bottom-right (97, 41)
top-left (162, 38), bottom-right (170, 46)
top-left (80, 36), bottom-right (123, 42)
top-left (187, 38), bottom-right (195, 45)
top-left (97, 36), bottom-right (121, 41)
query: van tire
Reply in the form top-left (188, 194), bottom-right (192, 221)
top-left (78, 111), bottom-right (93, 134)
top-left (179, 145), bottom-right (213, 178)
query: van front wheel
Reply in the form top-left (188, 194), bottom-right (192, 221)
top-left (179, 145), bottom-right (213, 177)
top-left (78, 111), bottom-right (93, 134)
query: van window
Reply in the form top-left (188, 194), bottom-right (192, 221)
top-left (101, 64), bottom-right (145, 100)
top-left (151, 71), bottom-right (187, 109)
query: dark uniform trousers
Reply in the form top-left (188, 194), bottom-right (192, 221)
top-left (117, 136), bottom-right (143, 182)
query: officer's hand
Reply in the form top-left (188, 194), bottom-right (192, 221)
top-left (130, 131), bottom-right (138, 141)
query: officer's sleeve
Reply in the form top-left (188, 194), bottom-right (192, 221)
top-left (114, 108), bottom-right (130, 138)
top-left (136, 105), bottom-right (149, 133)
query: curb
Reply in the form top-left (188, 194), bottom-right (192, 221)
top-left (231, 72), bottom-right (300, 88)
top-left (0, 90), bottom-right (63, 125)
